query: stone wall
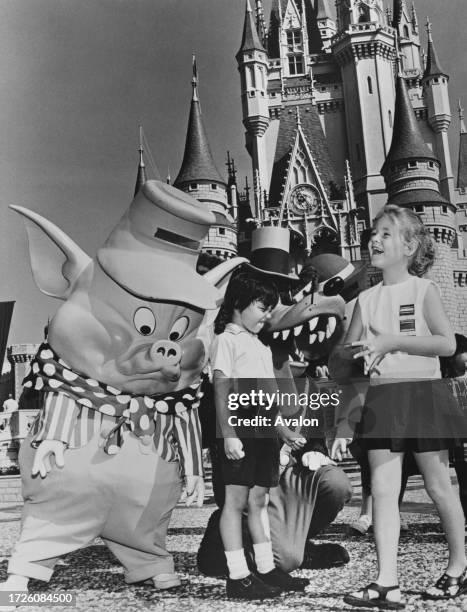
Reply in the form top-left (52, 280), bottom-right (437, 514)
top-left (0, 475), bottom-right (22, 504)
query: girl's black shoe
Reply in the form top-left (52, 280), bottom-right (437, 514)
top-left (257, 567), bottom-right (309, 592)
top-left (226, 573), bottom-right (282, 599)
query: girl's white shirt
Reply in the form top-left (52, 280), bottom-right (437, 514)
top-left (358, 276), bottom-right (441, 380)
top-left (210, 323), bottom-right (276, 379)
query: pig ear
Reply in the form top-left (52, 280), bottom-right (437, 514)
top-left (203, 257), bottom-right (248, 294)
top-left (10, 205), bottom-right (91, 300)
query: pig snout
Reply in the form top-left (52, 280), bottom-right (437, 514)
top-left (149, 340), bottom-right (181, 365)
top-left (116, 340), bottom-right (182, 381)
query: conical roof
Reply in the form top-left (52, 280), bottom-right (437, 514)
top-left (174, 75), bottom-right (224, 186)
top-left (382, 75), bottom-right (438, 172)
top-left (423, 23), bottom-right (446, 79)
top-left (237, 0), bottom-right (265, 56)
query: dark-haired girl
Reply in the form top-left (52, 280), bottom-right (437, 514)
top-left (211, 273), bottom-right (307, 599)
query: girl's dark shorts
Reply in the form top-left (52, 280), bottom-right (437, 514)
top-left (218, 437), bottom-right (281, 488)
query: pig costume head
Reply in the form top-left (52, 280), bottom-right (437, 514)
top-left (12, 181), bottom-right (245, 396)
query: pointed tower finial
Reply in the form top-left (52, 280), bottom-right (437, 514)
top-left (296, 106), bottom-right (301, 128)
top-left (134, 125), bottom-right (148, 196)
top-left (394, 33), bottom-right (403, 77)
top-left (425, 17), bottom-right (432, 41)
top-left (459, 100), bottom-right (466, 135)
top-left (192, 53), bottom-right (199, 103)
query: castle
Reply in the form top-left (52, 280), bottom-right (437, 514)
top-left (159, 0), bottom-right (467, 332)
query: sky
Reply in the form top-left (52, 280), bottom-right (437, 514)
top-left (0, 0), bottom-right (466, 345)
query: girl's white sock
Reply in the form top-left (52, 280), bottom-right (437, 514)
top-left (253, 541), bottom-right (275, 574)
top-left (225, 549), bottom-right (250, 580)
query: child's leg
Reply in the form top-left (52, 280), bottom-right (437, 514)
top-left (415, 450), bottom-right (466, 576)
top-left (219, 484), bottom-right (250, 579)
top-left (247, 486), bottom-right (274, 574)
top-left (346, 449), bottom-right (404, 608)
top-left (368, 449), bottom-right (403, 587)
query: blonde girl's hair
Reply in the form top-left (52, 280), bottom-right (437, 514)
top-left (373, 204), bottom-right (436, 277)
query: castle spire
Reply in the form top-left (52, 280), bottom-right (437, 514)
top-left (174, 57), bottom-right (224, 187)
top-left (392, 0), bottom-right (403, 28)
top-left (411, 3), bottom-right (418, 32)
top-left (383, 75), bottom-right (438, 172)
top-left (458, 100), bottom-right (467, 189)
top-left (134, 125), bottom-right (147, 196)
top-left (423, 18), bottom-right (447, 79)
top-left (238, 0), bottom-right (265, 56)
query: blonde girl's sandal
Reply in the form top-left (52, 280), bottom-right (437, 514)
top-left (343, 583), bottom-right (404, 610)
top-left (422, 570), bottom-right (467, 600)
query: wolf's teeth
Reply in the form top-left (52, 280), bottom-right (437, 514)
top-left (294, 325), bottom-right (303, 336)
top-left (308, 317), bottom-right (319, 331)
top-left (309, 333), bottom-right (317, 345)
top-left (273, 331), bottom-right (280, 339)
top-left (282, 329), bottom-right (290, 340)
top-left (318, 331), bottom-right (326, 343)
top-left (326, 316), bottom-right (337, 338)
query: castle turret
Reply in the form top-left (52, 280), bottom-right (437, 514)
top-left (236, 0), bottom-right (270, 219)
top-left (381, 68), bottom-right (457, 322)
top-left (333, 0), bottom-right (396, 216)
top-left (174, 57), bottom-right (237, 260)
top-left (421, 18), bottom-right (454, 200)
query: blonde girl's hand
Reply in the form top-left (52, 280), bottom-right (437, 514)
top-left (351, 325), bottom-right (395, 375)
top-left (224, 437), bottom-right (245, 460)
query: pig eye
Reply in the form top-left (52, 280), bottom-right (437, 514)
top-left (169, 316), bottom-right (189, 341)
top-left (134, 308), bottom-right (156, 336)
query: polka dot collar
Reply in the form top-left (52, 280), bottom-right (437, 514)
top-left (23, 343), bottom-right (202, 455)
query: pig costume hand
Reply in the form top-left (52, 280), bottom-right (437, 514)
top-left (6, 181), bottom-right (245, 590)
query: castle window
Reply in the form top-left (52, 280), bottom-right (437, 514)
top-left (219, 228), bottom-right (225, 235)
top-left (434, 77), bottom-right (439, 83)
top-left (442, 206), bottom-right (448, 214)
top-left (414, 205), bottom-right (424, 213)
top-left (190, 183), bottom-right (197, 190)
top-left (408, 161), bottom-right (417, 168)
top-left (286, 30), bottom-right (302, 51)
top-left (211, 184), bottom-right (217, 190)
top-left (247, 65), bottom-right (256, 89)
top-left (388, 110), bottom-right (393, 127)
top-left (288, 54), bottom-right (304, 75)
top-left (428, 161), bottom-right (435, 168)
top-left (367, 76), bottom-right (373, 94)
top-left (403, 25), bottom-right (409, 38)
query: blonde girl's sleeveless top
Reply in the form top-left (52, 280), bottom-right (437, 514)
top-left (358, 276), bottom-right (441, 380)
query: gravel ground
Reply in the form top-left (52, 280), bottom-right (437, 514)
top-left (1, 467), bottom-right (467, 611)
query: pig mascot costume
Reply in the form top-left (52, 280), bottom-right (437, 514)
top-left (3, 180), bottom-right (244, 596)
